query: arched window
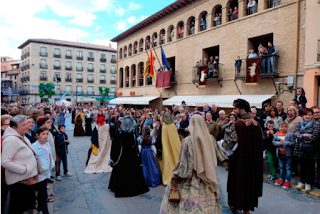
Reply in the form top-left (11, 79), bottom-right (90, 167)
top-left (125, 66), bottom-right (129, 87)
top-left (245, 0), bottom-right (258, 15)
top-left (167, 25), bottom-right (174, 42)
top-left (119, 68), bottom-right (123, 88)
top-left (133, 41), bottom-right (138, 54)
top-left (152, 32), bottom-right (158, 47)
top-left (139, 38), bottom-right (144, 52)
top-left (212, 5), bottom-right (222, 27)
top-left (119, 48), bottom-right (123, 59)
top-left (138, 62), bottom-right (144, 86)
top-left (124, 46), bottom-right (127, 58)
top-left (227, 0), bottom-right (239, 22)
top-left (187, 16), bottom-right (195, 36)
top-left (199, 11), bottom-right (208, 31)
top-left (128, 44), bottom-right (132, 56)
top-left (145, 36), bottom-right (151, 50)
top-left (177, 21), bottom-right (184, 39)
top-left (131, 64), bottom-right (136, 87)
top-left (159, 29), bottom-right (165, 45)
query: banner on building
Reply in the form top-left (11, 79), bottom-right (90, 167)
top-left (198, 66), bottom-right (208, 87)
top-left (245, 58), bottom-right (260, 84)
top-left (156, 71), bottom-right (171, 88)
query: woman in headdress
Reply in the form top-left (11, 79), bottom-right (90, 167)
top-left (160, 114), bottom-right (221, 213)
top-left (84, 110), bottom-right (93, 136)
top-left (73, 110), bottom-right (85, 136)
top-left (108, 116), bottom-right (149, 197)
top-left (161, 112), bottom-right (181, 185)
top-left (85, 114), bottom-right (112, 173)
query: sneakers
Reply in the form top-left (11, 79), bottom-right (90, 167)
top-left (64, 172), bottom-right (73, 177)
top-left (283, 181), bottom-right (290, 189)
top-left (305, 184), bottom-right (311, 192)
top-left (267, 175), bottom-right (276, 182)
top-left (275, 179), bottom-right (284, 186)
top-left (56, 175), bottom-right (62, 181)
top-left (295, 182), bottom-right (305, 190)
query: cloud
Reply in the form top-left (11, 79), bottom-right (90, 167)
top-left (127, 16), bottom-right (137, 24)
top-left (94, 39), bottom-right (117, 49)
top-left (129, 1), bottom-right (142, 10)
top-left (116, 21), bottom-right (127, 31)
top-left (115, 8), bottom-right (125, 17)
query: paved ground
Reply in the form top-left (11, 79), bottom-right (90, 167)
top-left (53, 131), bottom-right (320, 214)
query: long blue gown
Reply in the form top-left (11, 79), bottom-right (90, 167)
top-left (140, 143), bottom-right (161, 187)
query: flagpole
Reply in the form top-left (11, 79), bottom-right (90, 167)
top-left (151, 43), bottom-right (162, 68)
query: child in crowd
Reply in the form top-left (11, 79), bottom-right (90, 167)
top-left (32, 126), bottom-right (55, 214)
top-left (138, 127), bottom-right (161, 187)
top-left (54, 125), bottom-right (72, 181)
top-left (273, 122), bottom-right (293, 189)
top-left (263, 120), bottom-right (277, 182)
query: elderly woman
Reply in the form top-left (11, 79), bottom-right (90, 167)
top-left (160, 114), bottom-right (221, 213)
top-left (293, 108), bottom-right (320, 192)
top-left (1, 115), bottom-right (38, 214)
top-left (285, 106), bottom-right (302, 132)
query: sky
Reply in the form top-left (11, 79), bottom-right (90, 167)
top-left (0, 0), bottom-right (175, 59)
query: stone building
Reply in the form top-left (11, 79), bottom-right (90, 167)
top-left (1, 57), bottom-right (20, 104)
top-left (18, 39), bottom-right (117, 104)
top-left (111, 0), bottom-right (320, 109)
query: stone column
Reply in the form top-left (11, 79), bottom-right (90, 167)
top-left (222, 6), bottom-right (228, 24)
top-left (258, 0), bottom-right (267, 12)
top-left (238, 0), bottom-right (246, 18)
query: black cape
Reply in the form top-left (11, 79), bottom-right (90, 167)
top-left (108, 131), bottom-right (149, 197)
top-left (227, 120), bottom-right (263, 211)
top-left (85, 117), bottom-right (93, 136)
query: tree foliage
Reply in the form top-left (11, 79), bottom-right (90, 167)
top-left (98, 86), bottom-right (110, 105)
top-left (39, 82), bottom-right (56, 102)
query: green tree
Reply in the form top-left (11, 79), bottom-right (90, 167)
top-left (99, 86), bottom-right (110, 106)
top-left (39, 82), bottom-right (56, 102)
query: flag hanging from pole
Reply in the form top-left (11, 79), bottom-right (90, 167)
top-left (144, 49), bottom-right (155, 79)
top-left (161, 46), bottom-right (171, 70)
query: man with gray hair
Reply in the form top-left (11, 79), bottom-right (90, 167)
top-left (211, 104), bottom-right (219, 121)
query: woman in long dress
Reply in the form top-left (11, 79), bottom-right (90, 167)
top-left (108, 116), bottom-right (149, 197)
top-left (64, 109), bottom-right (73, 131)
top-left (161, 112), bottom-right (181, 185)
top-left (160, 114), bottom-right (222, 214)
top-left (74, 112), bottom-right (85, 136)
top-left (84, 110), bottom-right (93, 136)
top-left (85, 114), bottom-right (112, 173)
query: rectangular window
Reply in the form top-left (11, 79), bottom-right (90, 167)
top-left (40, 59), bottom-right (47, 69)
top-left (100, 64), bottom-right (106, 72)
top-left (77, 51), bottom-right (83, 60)
top-left (66, 49), bottom-right (72, 59)
top-left (76, 62), bottom-right (83, 71)
top-left (54, 60), bottom-right (61, 70)
top-left (76, 85), bottom-right (82, 92)
top-left (65, 85), bottom-right (72, 93)
top-left (88, 52), bottom-right (94, 61)
top-left (88, 86), bottom-right (93, 93)
top-left (55, 85), bottom-right (60, 93)
top-left (76, 73), bottom-right (82, 79)
top-left (65, 61), bottom-right (72, 70)
top-left (111, 75), bottom-right (116, 80)
top-left (40, 47), bottom-right (48, 56)
top-left (100, 75), bottom-right (106, 80)
top-left (87, 74), bottom-right (93, 80)
top-left (40, 71), bottom-right (47, 78)
top-left (88, 52), bottom-right (94, 57)
top-left (65, 72), bottom-right (72, 80)
top-left (54, 48), bottom-right (61, 57)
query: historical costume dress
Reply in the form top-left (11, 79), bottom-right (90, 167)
top-left (57, 111), bottom-right (65, 127)
top-left (160, 115), bottom-right (222, 214)
top-left (64, 109), bottom-right (73, 131)
top-left (84, 111), bottom-right (93, 136)
top-left (161, 112), bottom-right (181, 185)
top-left (73, 112), bottom-right (85, 136)
top-left (108, 116), bottom-right (149, 197)
top-left (85, 114), bottom-right (112, 174)
top-left (138, 127), bottom-right (161, 187)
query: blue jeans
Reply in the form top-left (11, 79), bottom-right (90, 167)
top-left (278, 155), bottom-right (292, 181)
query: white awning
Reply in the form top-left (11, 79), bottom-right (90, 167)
top-left (163, 94), bottom-right (274, 108)
top-left (77, 97), bottom-right (97, 103)
top-left (109, 96), bottom-right (159, 105)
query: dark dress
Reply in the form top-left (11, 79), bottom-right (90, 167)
top-left (71, 110), bottom-right (76, 124)
top-left (227, 120), bottom-right (263, 212)
top-left (109, 132), bottom-right (149, 197)
top-left (85, 117), bottom-right (93, 136)
top-left (73, 116), bottom-right (85, 136)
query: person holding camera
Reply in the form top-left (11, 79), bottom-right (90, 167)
top-left (55, 125), bottom-right (72, 181)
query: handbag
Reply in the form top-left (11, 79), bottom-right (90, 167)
top-left (20, 137), bottom-right (45, 174)
top-left (168, 178), bottom-right (180, 203)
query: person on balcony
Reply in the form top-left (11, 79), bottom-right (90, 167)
top-left (248, 49), bottom-right (258, 59)
top-left (232, 7), bottom-right (239, 20)
top-left (267, 41), bottom-right (278, 74)
top-left (258, 44), bottom-right (268, 74)
top-left (213, 56), bottom-right (219, 77)
top-left (235, 56), bottom-right (242, 73)
top-left (228, 8), bottom-right (233, 21)
top-left (214, 13), bottom-right (221, 26)
top-left (208, 56), bottom-right (215, 78)
top-left (247, 0), bottom-right (257, 15)
top-left (200, 17), bottom-right (207, 31)
top-left (190, 21), bottom-right (195, 35)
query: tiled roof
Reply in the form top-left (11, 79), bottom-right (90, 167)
top-left (111, 0), bottom-right (196, 42)
top-left (18, 39), bottom-right (116, 52)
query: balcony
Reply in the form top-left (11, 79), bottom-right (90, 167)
top-left (100, 80), bottom-right (106, 84)
top-left (65, 78), bottom-right (72, 82)
top-left (87, 92), bottom-right (94, 96)
top-left (53, 65), bottom-right (61, 70)
top-left (87, 79), bottom-right (94, 83)
top-left (39, 52), bottom-right (48, 57)
top-left (65, 55), bottom-right (72, 59)
top-left (87, 68), bottom-right (94, 72)
top-left (76, 56), bottom-right (83, 60)
top-left (100, 58), bottom-right (107, 62)
top-left (100, 69), bottom-right (106, 73)
top-left (192, 64), bottom-right (223, 87)
top-left (65, 66), bottom-right (72, 71)
top-left (110, 80), bottom-right (116, 85)
top-left (76, 91), bottom-right (83, 96)
top-left (111, 58), bottom-right (117, 63)
top-left (40, 76), bottom-right (48, 81)
top-left (53, 53), bottom-right (61, 58)
top-left (234, 56), bottom-right (279, 80)
top-left (53, 77), bottom-right (61, 82)
top-left (76, 78), bottom-right (83, 83)
top-left (88, 56), bottom-right (94, 61)
top-left (76, 67), bottom-right (83, 72)
top-left (39, 64), bottom-right (48, 69)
